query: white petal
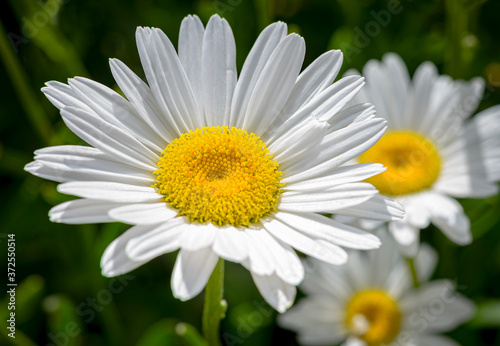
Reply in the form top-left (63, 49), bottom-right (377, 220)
top-left (49, 199), bottom-right (117, 224)
top-left (125, 218), bottom-right (188, 261)
top-left (178, 15), bottom-right (205, 111)
top-left (60, 106), bottom-right (158, 171)
top-left (285, 163), bottom-right (385, 191)
top-left (201, 15), bottom-right (237, 126)
top-left (108, 202), bottom-right (178, 225)
top-left (171, 247), bottom-right (219, 301)
top-left (57, 181), bottom-right (162, 203)
top-left (278, 50), bottom-right (344, 121)
top-left (135, 28), bottom-right (185, 137)
top-left (388, 220), bottom-right (421, 258)
top-left (241, 34), bottom-right (305, 135)
top-left (275, 211), bottom-right (381, 250)
top-left (334, 194), bottom-right (405, 221)
top-left (278, 298), bottom-right (346, 345)
top-left (42, 81), bottom-right (91, 111)
top-left (109, 58), bottom-right (176, 143)
top-left (178, 222), bottom-right (218, 252)
top-left (68, 77), bottom-right (164, 152)
top-left (149, 28), bottom-right (202, 129)
top-left (101, 226), bottom-right (153, 277)
top-left (212, 226), bottom-right (249, 262)
top-left (250, 272), bottom-right (296, 313)
top-left (231, 21), bottom-right (287, 127)
top-left (283, 117), bottom-right (386, 183)
top-left (25, 145), bottom-right (153, 184)
top-left (263, 218), bottom-right (348, 265)
top-left (244, 228), bottom-right (304, 285)
top-left (402, 280), bottom-right (475, 333)
top-left (414, 335), bottom-right (460, 346)
top-left (423, 192), bottom-right (472, 245)
top-left (279, 183), bottom-right (377, 213)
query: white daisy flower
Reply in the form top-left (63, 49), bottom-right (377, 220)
top-left (346, 53), bottom-right (500, 255)
top-left (279, 229), bottom-right (475, 345)
top-left (25, 15), bottom-right (403, 312)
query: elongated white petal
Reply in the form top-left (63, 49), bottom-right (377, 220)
top-left (251, 272), bottom-right (296, 313)
top-left (212, 226), bottom-right (249, 262)
top-left (231, 21), bottom-right (287, 127)
top-left (109, 58), bottom-right (176, 143)
top-left (177, 222), bottom-right (218, 252)
top-left (49, 199), bottom-right (117, 224)
top-left (201, 15), bottom-right (237, 126)
top-left (285, 163), bottom-right (385, 192)
top-left (264, 218), bottom-right (348, 265)
top-left (241, 34), bottom-right (305, 135)
top-left (25, 145), bottom-right (153, 184)
top-left (60, 107), bottom-right (158, 171)
top-left (68, 77), bottom-right (165, 152)
top-left (108, 202), bottom-right (178, 225)
top-left (423, 192), bottom-right (471, 245)
top-left (178, 15), bottom-right (205, 111)
top-left (284, 118), bottom-right (386, 183)
top-left (171, 247), bottom-right (219, 301)
top-left (125, 218), bottom-right (189, 261)
top-left (57, 181), bottom-right (162, 203)
top-left (334, 194), bottom-right (405, 221)
top-left (279, 183), bottom-right (377, 213)
top-left (42, 81), bottom-right (91, 111)
top-left (274, 212), bottom-right (381, 250)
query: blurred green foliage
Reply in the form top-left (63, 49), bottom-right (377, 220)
top-left (1, 0), bottom-right (500, 345)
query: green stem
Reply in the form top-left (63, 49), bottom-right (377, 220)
top-left (406, 257), bottom-right (420, 288)
top-left (202, 259), bottom-right (226, 346)
top-left (0, 20), bottom-right (52, 145)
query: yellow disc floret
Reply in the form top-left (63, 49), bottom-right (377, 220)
top-left (345, 289), bottom-right (402, 346)
top-left (154, 126), bottom-right (283, 227)
top-left (359, 131), bottom-right (441, 196)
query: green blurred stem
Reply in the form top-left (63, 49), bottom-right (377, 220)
top-left (253, 0), bottom-right (273, 30)
top-left (202, 259), bottom-right (226, 346)
top-left (0, 20), bottom-right (52, 144)
top-left (406, 257), bottom-right (420, 288)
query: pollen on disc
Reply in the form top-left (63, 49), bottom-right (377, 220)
top-left (154, 126), bottom-right (283, 227)
top-left (345, 289), bottom-right (402, 346)
top-left (359, 131), bottom-right (441, 196)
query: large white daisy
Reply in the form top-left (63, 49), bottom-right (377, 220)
top-left (279, 229), bottom-right (475, 345)
top-left (25, 15), bottom-right (403, 312)
top-left (346, 53), bottom-right (500, 255)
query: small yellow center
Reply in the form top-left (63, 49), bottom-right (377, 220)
top-left (345, 289), bottom-right (402, 346)
top-left (359, 131), bottom-right (441, 196)
top-left (154, 126), bottom-right (283, 227)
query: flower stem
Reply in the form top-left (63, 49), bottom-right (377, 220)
top-left (406, 257), bottom-right (420, 288)
top-left (202, 259), bottom-right (226, 346)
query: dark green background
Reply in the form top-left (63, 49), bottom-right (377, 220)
top-left (1, 0), bottom-right (500, 345)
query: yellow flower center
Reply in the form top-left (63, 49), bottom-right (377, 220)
top-left (345, 289), bottom-right (402, 346)
top-left (154, 126), bottom-right (283, 227)
top-left (359, 131), bottom-right (441, 196)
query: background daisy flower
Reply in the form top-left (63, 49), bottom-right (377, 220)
top-left (25, 15), bottom-right (403, 312)
top-left (279, 229), bottom-right (475, 346)
top-left (346, 53), bottom-right (500, 255)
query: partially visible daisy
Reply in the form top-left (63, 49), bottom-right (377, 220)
top-left (25, 15), bottom-right (403, 312)
top-left (279, 229), bottom-right (475, 345)
top-left (344, 53), bottom-right (500, 255)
